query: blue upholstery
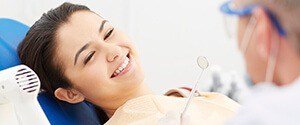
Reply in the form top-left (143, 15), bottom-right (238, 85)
top-left (38, 92), bottom-right (101, 125)
top-left (0, 18), bottom-right (102, 125)
top-left (0, 18), bottom-right (26, 70)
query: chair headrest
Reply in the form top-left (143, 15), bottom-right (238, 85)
top-left (38, 92), bottom-right (101, 125)
top-left (0, 18), bottom-right (28, 70)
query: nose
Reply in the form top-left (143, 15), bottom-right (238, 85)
top-left (105, 45), bottom-right (122, 62)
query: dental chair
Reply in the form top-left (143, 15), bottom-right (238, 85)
top-left (0, 18), bottom-right (102, 125)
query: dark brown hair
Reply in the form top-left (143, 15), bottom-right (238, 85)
top-left (17, 2), bottom-right (108, 123)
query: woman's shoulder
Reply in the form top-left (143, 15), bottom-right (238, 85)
top-left (163, 87), bottom-right (240, 111)
top-left (196, 92), bottom-right (241, 112)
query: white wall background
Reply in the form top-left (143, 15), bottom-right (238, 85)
top-left (0, 0), bottom-right (245, 94)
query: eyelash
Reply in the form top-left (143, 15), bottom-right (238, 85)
top-left (84, 51), bottom-right (96, 65)
top-left (104, 28), bottom-right (114, 40)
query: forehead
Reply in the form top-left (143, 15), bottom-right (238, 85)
top-left (57, 11), bottom-right (103, 44)
top-left (232, 0), bottom-right (258, 9)
top-left (55, 11), bottom-right (103, 67)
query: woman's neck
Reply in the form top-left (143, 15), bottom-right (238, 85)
top-left (104, 83), bottom-right (153, 118)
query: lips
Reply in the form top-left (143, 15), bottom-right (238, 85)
top-left (111, 53), bottom-right (131, 78)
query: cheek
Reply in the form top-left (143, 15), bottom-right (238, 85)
top-left (237, 20), bottom-right (246, 48)
top-left (76, 69), bottom-right (105, 89)
top-left (237, 17), bottom-right (253, 48)
top-left (114, 30), bottom-right (133, 47)
top-left (71, 62), bottom-right (109, 95)
top-left (114, 30), bottom-right (141, 62)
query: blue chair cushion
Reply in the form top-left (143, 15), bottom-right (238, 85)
top-left (0, 37), bottom-right (20, 70)
top-left (0, 18), bottom-right (103, 125)
top-left (38, 92), bottom-right (101, 125)
top-left (0, 18), bottom-right (28, 70)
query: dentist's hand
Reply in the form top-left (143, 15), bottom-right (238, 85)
top-left (158, 110), bottom-right (190, 125)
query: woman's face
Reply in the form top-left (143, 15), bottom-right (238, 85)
top-left (55, 11), bottom-right (145, 108)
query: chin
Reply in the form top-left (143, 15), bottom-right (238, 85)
top-left (247, 68), bottom-right (264, 84)
top-left (128, 68), bottom-right (145, 85)
top-left (122, 69), bottom-right (145, 93)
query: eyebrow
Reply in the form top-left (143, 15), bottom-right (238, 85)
top-left (99, 20), bottom-right (108, 33)
top-left (73, 20), bottom-right (108, 66)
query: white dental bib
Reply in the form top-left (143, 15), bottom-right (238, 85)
top-left (105, 93), bottom-right (240, 125)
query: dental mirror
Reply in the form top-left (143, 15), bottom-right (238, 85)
top-left (197, 56), bottom-right (209, 69)
top-left (182, 56), bottom-right (210, 118)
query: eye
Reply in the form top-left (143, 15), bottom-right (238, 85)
top-left (104, 28), bottom-right (114, 40)
top-left (84, 51), bottom-right (96, 65)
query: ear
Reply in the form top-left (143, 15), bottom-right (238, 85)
top-left (252, 7), bottom-right (274, 61)
top-left (54, 87), bottom-right (85, 104)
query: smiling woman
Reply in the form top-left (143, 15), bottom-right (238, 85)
top-left (18, 2), bottom-right (239, 125)
top-left (18, 2), bottom-right (150, 120)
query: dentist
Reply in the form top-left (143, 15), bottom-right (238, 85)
top-left (220, 0), bottom-right (300, 124)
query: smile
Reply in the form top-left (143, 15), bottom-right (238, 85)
top-left (111, 53), bottom-right (132, 78)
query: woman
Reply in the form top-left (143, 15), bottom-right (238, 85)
top-left (18, 2), bottom-right (239, 125)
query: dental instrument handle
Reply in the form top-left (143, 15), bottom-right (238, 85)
top-left (182, 69), bottom-right (204, 116)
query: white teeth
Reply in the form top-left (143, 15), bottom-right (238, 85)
top-left (113, 57), bottom-right (130, 77)
top-left (118, 67), bottom-right (123, 70)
